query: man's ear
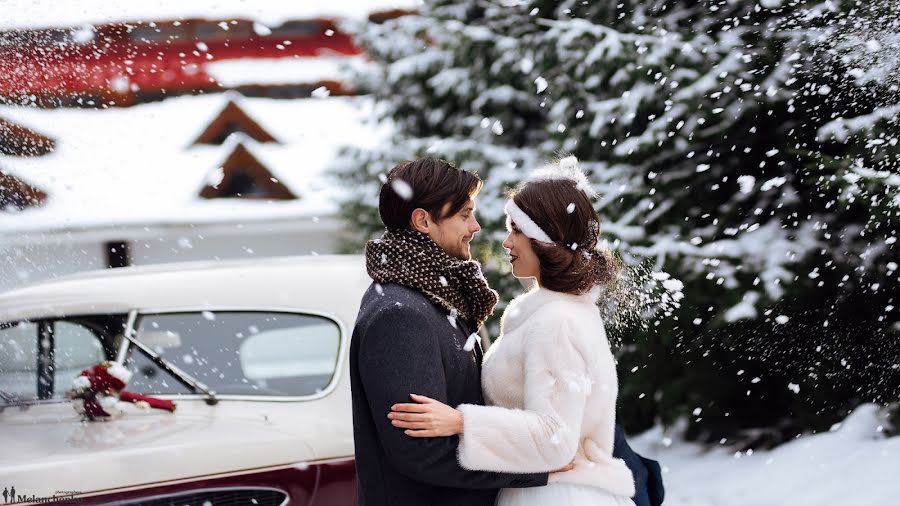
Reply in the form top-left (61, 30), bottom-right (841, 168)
top-left (410, 208), bottom-right (430, 233)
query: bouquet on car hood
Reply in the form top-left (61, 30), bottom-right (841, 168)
top-left (67, 361), bottom-right (176, 420)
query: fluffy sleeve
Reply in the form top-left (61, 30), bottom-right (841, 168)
top-left (457, 314), bottom-right (591, 473)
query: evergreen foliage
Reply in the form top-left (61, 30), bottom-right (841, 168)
top-left (336, 0), bottom-right (899, 444)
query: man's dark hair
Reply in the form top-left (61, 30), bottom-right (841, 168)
top-left (378, 158), bottom-right (483, 230)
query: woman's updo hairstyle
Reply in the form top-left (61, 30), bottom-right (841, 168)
top-left (510, 159), bottom-right (618, 295)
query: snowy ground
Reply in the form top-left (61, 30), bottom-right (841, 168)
top-left (628, 404), bottom-right (899, 506)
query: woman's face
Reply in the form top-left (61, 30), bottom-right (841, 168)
top-left (502, 218), bottom-right (541, 281)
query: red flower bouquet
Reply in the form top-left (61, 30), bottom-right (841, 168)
top-left (67, 362), bottom-right (176, 420)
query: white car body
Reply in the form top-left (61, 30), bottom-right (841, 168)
top-left (0, 255), bottom-right (371, 505)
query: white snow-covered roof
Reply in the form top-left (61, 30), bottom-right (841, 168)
top-left (206, 55), bottom-right (373, 88)
top-left (0, 0), bottom-right (422, 32)
top-left (0, 93), bottom-right (391, 235)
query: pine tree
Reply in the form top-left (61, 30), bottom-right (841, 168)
top-left (336, 0), bottom-right (899, 444)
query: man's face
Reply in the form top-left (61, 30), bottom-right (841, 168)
top-left (428, 199), bottom-right (481, 260)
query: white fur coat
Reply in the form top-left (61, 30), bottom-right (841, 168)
top-left (457, 286), bottom-right (636, 498)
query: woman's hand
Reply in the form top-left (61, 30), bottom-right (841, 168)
top-left (552, 458), bottom-right (576, 473)
top-left (389, 394), bottom-right (464, 437)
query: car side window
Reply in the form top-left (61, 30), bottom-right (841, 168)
top-left (126, 311), bottom-right (341, 397)
top-left (52, 321), bottom-right (106, 398)
top-left (0, 321), bottom-right (39, 400)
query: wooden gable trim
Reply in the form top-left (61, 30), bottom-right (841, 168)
top-left (192, 101), bottom-right (278, 146)
top-left (0, 117), bottom-right (56, 157)
top-left (198, 143), bottom-right (296, 200)
top-left (0, 169), bottom-right (48, 211)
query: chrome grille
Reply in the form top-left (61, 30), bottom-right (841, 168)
top-left (107, 487), bottom-right (288, 506)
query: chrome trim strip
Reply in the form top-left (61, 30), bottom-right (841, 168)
top-left (77, 457), bottom-right (355, 498)
top-left (115, 309), bottom-right (138, 364)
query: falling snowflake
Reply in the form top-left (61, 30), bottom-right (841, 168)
top-left (391, 179), bottom-right (414, 200)
top-left (463, 333), bottom-right (478, 352)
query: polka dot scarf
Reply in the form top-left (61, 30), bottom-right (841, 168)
top-left (365, 228), bottom-right (498, 330)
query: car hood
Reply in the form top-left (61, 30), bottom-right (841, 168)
top-left (0, 401), bottom-right (319, 498)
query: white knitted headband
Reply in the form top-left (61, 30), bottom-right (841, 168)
top-left (504, 156), bottom-right (595, 245)
top-left (505, 199), bottom-right (554, 244)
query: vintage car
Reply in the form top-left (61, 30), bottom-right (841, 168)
top-left (0, 255), bottom-right (373, 505)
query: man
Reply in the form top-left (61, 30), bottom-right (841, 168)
top-left (350, 158), bottom-right (548, 506)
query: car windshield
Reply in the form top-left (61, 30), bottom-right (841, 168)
top-left (125, 311), bottom-right (341, 397)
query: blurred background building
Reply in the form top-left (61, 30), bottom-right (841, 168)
top-left (0, 2), bottom-right (415, 293)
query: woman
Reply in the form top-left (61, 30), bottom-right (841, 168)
top-left (388, 157), bottom-right (636, 506)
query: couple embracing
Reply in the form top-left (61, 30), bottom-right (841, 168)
top-left (350, 158), bottom-right (664, 506)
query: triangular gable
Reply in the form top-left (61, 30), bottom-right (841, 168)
top-left (0, 117), bottom-right (56, 157)
top-left (192, 100), bottom-right (278, 146)
top-left (199, 143), bottom-right (296, 200)
top-left (0, 169), bottom-right (48, 211)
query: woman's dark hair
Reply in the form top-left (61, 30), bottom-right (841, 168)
top-left (379, 158), bottom-right (483, 230)
top-left (511, 178), bottom-right (619, 295)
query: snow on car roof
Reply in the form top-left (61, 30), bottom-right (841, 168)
top-left (0, 93), bottom-right (391, 235)
top-left (0, 0), bottom-right (422, 31)
top-left (0, 254), bottom-right (370, 321)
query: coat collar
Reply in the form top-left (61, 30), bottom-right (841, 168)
top-left (500, 284), bottom-right (601, 335)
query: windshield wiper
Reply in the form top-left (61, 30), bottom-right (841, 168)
top-left (120, 329), bottom-right (219, 406)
